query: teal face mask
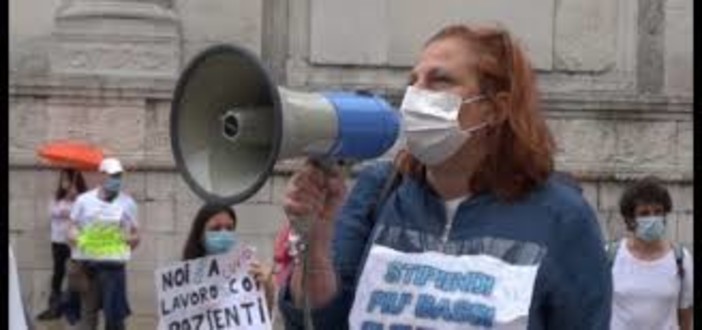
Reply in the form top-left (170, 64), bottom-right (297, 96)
top-left (103, 177), bottom-right (122, 194)
top-left (635, 216), bottom-right (666, 242)
top-left (204, 230), bottom-right (237, 255)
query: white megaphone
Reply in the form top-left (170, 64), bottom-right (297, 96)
top-left (170, 44), bottom-right (400, 205)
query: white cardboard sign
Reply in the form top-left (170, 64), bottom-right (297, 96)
top-left (155, 246), bottom-right (272, 330)
top-left (349, 245), bottom-right (540, 330)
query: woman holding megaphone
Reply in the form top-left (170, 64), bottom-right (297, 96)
top-left (278, 23), bottom-right (611, 330)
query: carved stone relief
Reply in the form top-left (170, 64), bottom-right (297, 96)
top-left (50, 0), bottom-right (180, 78)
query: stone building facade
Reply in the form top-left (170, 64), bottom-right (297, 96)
top-left (10, 0), bottom-right (692, 328)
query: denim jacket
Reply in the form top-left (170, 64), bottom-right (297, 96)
top-left (279, 161), bottom-right (612, 329)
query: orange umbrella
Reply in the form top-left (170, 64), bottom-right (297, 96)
top-left (37, 141), bottom-right (105, 171)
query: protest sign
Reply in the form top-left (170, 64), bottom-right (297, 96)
top-left (74, 222), bottom-right (130, 261)
top-left (349, 245), bottom-right (540, 330)
top-left (73, 200), bottom-right (132, 262)
top-left (10, 246), bottom-right (28, 330)
top-left (155, 246), bottom-right (271, 330)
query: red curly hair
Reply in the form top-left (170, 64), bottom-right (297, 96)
top-left (395, 24), bottom-right (555, 201)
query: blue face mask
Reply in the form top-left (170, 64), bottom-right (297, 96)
top-left (635, 216), bottom-right (666, 242)
top-left (204, 230), bottom-right (237, 255)
top-left (103, 177), bottom-right (122, 194)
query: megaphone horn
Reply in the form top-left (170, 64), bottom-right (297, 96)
top-left (170, 44), bottom-right (400, 205)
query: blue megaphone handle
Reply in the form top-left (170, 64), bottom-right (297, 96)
top-left (322, 92), bottom-right (400, 160)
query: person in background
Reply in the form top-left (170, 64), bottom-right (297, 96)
top-left (66, 157), bottom-right (140, 330)
top-left (37, 168), bottom-right (88, 321)
top-left (279, 23), bottom-right (611, 329)
top-left (182, 203), bottom-right (276, 314)
top-left (609, 176), bottom-right (693, 330)
top-left (273, 221), bottom-right (294, 287)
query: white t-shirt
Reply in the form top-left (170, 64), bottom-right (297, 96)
top-left (70, 188), bottom-right (138, 228)
top-left (610, 238), bottom-right (694, 330)
top-left (441, 196), bottom-right (467, 239)
top-left (49, 199), bottom-right (74, 243)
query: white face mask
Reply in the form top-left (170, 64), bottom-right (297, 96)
top-left (400, 86), bottom-right (487, 166)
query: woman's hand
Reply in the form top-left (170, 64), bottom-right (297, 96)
top-left (249, 261), bottom-right (275, 312)
top-left (283, 159), bottom-right (346, 307)
top-left (283, 160), bottom-right (347, 224)
top-left (66, 223), bottom-right (79, 247)
top-left (125, 226), bottom-right (140, 249)
top-left (283, 160), bottom-right (347, 259)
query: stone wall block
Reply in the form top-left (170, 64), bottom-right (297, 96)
top-left (175, 174), bottom-right (202, 204)
top-left (235, 204), bottom-right (286, 235)
top-left (675, 211), bottom-right (693, 245)
top-left (46, 102), bottom-right (147, 159)
top-left (143, 199), bottom-right (176, 233)
top-left (9, 97), bottom-right (49, 154)
top-left (129, 229), bottom-right (182, 270)
top-left (144, 101), bottom-right (173, 163)
top-left (248, 179), bottom-right (274, 204)
top-left (13, 230), bottom-right (52, 269)
top-left (11, 232), bottom-right (36, 269)
top-left (146, 171), bottom-right (178, 201)
top-left (310, 0), bottom-right (387, 65)
top-left (668, 183), bottom-right (693, 212)
top-left (606, 212), bottom-right (627, 241)
top-left (31, 270), bottom-right (54, 311)
top-left (10, 0), bottom-right (60, 76)
top-left (554, 0), bottom-right (618, 71)
top-left (664, 212), bottom-right (679, 242)
top-left (34, 170), bottom-right (60, 201)
top-left (10, 37), bottom-right (52, 76)
top-left (598, 181), bottom-right (625, 212)
top-left (126, 270), bottom-right (159, 316)
top-left (124, 172), bottom-right (148, 203)
top-left (676, 121), bottom-right (692, 170)
top-left (385, 0), bottom-right (554, 69)
top-left (34, 198), bottom-right (55, 233)
top-left (127, 317), bottom-right (159, 330)
top-left (552, 119), bottom-right (617, 169)
top-left (10, 199), bottom-right (38, 232)
top-left (129, 232), bottom-right (160, 271)
top-left (174, 200), bottom-right (202, 234)
top-left (51, 39), bottom-right (180, 78)
top-left (90, 105), bottom-right (147, 156)
top-left (664, 0), bottom-right (693, 95)
top-left (614, 121), bottom-right (677, 169)
top-left (50, 2), bottom-right (181, 78)
top-left (15, 269), bottom-right (35, 314)
top-left (27, 270), bottom-right (54, 314)
top-left (45, 103), bottom-right (92, 142)
top-left (177, 0), bottom-right (263, 66)
top-left (9, 170), bottom-right (40, 199)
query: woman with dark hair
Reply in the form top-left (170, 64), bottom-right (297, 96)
top-left (182, 203), bottom-right (276, 312)
top-left (37, 168), bottom-right (87, 320)
top-left (609, 176), bottom-right (693, 330)
top-left (279, 24), bottom-right (611, 329)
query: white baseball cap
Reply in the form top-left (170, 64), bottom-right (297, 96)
top-left (99, 157), bottom-right (124, 175)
